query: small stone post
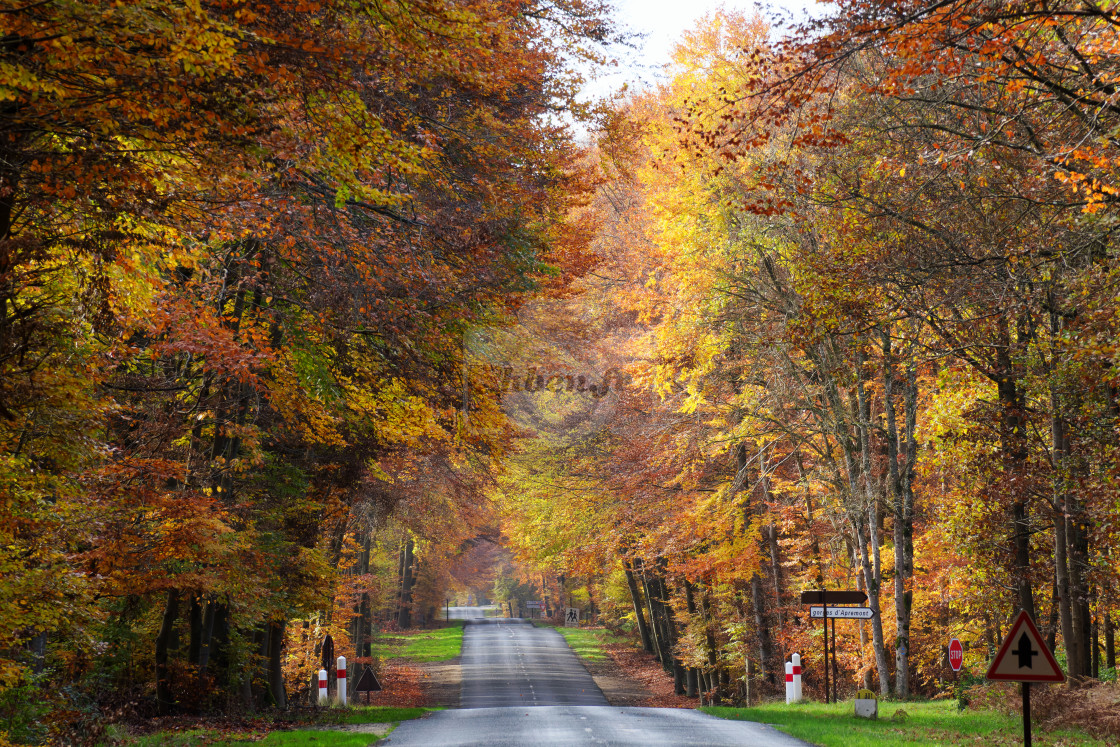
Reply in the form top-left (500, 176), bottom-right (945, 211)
top-left (337, 655), bottom-right (347, 706)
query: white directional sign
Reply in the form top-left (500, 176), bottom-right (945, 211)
top-left (809, 605), bottom-right (876, 620)
top-left (986, 610), bottom-right (1064, 683)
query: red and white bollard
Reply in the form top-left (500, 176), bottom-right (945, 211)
top-left (792, 652), bottom-right (803, 702)
top-left (318, 668), bottom-right (328, 704)
top-left (785, 661), bottom-right (794, 704)
top-left (336, 655), bottom-right (347, 706)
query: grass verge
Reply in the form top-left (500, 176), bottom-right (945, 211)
top-left (702, 699), bottom-right (1110, 746)
top-left (318, 705), bottom-right (439, 724)
top-left (230, 732), bottom-right (386, 746)
top-left (114, 706), bottom-right (439, 746)
top-left (552, 626), bottom-right (627, 664)
top-left (378, 621), bottom-right (464, 662)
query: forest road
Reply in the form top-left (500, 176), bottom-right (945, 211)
top-left (378, 617), bottom-right (812, 746)
top-left (446, 606), bottom-right (494, 620)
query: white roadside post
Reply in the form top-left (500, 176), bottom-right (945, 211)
top-left (337, 655), bottom-right (347, 706)
top-left (318, 669), bottom-right (328, 704)
top-left (792, 652), bottom-right (803, 702)
top-left (785, 661), bottom-right (794, 704)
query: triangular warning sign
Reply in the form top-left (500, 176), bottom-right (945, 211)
top-left (986, 610), bottom-right (1064, 683)
top-left (354, 666), bottom-right (382, 692)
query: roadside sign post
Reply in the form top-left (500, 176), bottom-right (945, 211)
top-left (564, 607), bottom-right (579, 628)
top-left (809, 606), bottom-right (876, 620)
top-left (354, 666), bottom-right (382, 704)
top-left (986, 610), bottom-right (1064, 747)
top-left (949, 638), bottom-right (963, 672)
top-left (823, 598), bottom-right (829, 703)
top-left (800, 590), bottom-right (868, 703)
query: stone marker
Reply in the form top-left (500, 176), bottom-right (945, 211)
top-left (854, 688), bottom-right (878, 719)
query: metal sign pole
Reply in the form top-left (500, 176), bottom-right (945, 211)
top-left (1023, 682), bottom-right (1031, 747)
top-left (831, 618), bottom-right (838, 698)
top-left (822, 594), bottom-right (829, 703)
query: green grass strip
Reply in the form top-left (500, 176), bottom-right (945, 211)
top-left (118, 707), bottom-right (439, 746)
top-left (231, 732), bottom-right (386, 746)
top-left (378, 622), bottom-right (464, 662)
top-left (321, 706), bottom-right (439, 724)
top-left (702, 700), bottom-right (1110, 746)
top-left (553, 626), bottom-right (625, 663)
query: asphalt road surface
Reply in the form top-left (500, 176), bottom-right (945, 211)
top-left (445, 606), bottom-right (494, 620)
top-left (460, 619), bottom-right (607, 708)
top-left (380, 618), bottom-right (813, 746)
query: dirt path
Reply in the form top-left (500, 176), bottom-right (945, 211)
top-left (582, 641), bottom-right (694, 708)
top-left (418, 656), bottom-right (461, 707)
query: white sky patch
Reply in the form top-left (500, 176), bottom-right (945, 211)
top-left (582, 0), bottom-right (835, 103)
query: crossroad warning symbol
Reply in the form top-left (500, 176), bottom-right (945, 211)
top-left (986, 610), bottom-right (1064, 683)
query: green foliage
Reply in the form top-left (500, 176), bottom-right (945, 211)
top-left (491, 571), bottom-right (538, 607)
top-left (0, 0), bottom-right (615, 720)
top-left (0, 670), bottom-right (50, 744)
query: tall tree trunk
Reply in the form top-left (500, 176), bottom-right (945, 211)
top-left (701, 585), bottom-right (724, 698)
top-left (268, 620), bottom-right (287, 708)
top-left (1092, 611), bottom-right (1100, 679)
top-left (207, 601), bottom-right (230, 680)
top-left (855, 348), bottom-right (892, 697)
top-left (155, 589), bottom-right (179, 716)
top-left (855, 546), bottom-right (873, 690)
top-left (623, 560), bottom-right (653, 653)
top-left (750, 573), bottom-right (774, 685)
top-left (1045, 575), bottom-right (1059, 654)
top-left (684, 580), bottom-right (700, 697)
top-left (1105, 612), bottom-right (1115, 670)
top-left (1051, 359), bottom-right (1083, 677)
top-left (883, 333), bottom-right (916, 698)
top-left (997, 319), bottom-right (1035, 619)
top-left (645, 569), bottom-right (674, 672)
top-left (766, 524), bottom-right (784, 636)
top-left (1055, 489), bottom-right (1078, 674)
top-left (799, 451), bottom-right (825, 587)
top-left (188, 595), bottom-right (204, 667)
top-left (398, 538), bottom-right (415, 629)
top-left (639, 567), bottom-right (665, 665)
top-left (1069, 513), bottom-right (1092, 677)
top-left (854, 512), bottom-right (891, 697)
top-left (757, 447), bottom-right (784, 637)
top-left (353, 532), bottom-right (372, 659)
top-left (652, 571), bottom-right (686, 691)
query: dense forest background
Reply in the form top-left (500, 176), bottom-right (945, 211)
top-left (2, 0), bottom-right (1120, 742)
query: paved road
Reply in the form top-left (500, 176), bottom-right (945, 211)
top-left (446, 606), bottom-right (494, 620)
top-left (380, 618), bottom-right (814, 746)
top-left (460, 619), bottom-right (606, 708)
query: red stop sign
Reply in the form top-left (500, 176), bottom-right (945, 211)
top-left (949, 638), bottom-right (964, 671)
